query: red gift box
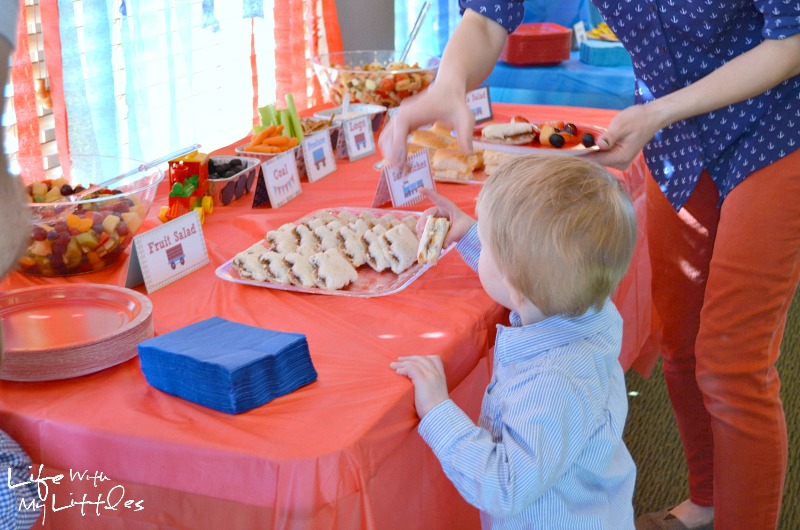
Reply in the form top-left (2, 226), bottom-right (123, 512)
top-left (500, 23), bottom-right (572, 66)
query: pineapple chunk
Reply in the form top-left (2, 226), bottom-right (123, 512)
top-left (31, 181), bottom-right (48, 198)
top-left (102, 215), bottom-right (121, 234)
top-left (44, 186), bottom-right (63, 203)
top-left (120, 212), bottom-right (143, 234)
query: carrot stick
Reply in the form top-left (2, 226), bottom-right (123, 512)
top-left (286, 137), bottom-right (299, 148)
top-left (273, 124), bottom-right (284, 136)
top-left (244, 145), bottom-right (281, 153)
top-left (248, 127), bottom-right (273, 147)
top-left (262, 135), bottom-right (290, 147)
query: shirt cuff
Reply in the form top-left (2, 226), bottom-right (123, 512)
top-left (418, 399), bottom-right (477, 457)
top-left (456, 223), bottom-right (480, 272)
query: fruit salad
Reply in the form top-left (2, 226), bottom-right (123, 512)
top-left (20, 178), bottom-right (147, 276)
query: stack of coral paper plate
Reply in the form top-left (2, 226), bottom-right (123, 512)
top-left (137, 317), bottom-right (317, 414)
top-left (500, 23), bottom-right (572, 66)
top-left (0, 284), bottom-right (154, 382)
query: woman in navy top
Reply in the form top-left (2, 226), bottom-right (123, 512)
top-left (379, 1), bottom-right (800, 529)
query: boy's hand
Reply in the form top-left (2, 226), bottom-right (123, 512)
top-left (390, 355), bottom-right (450, 418)
top-left (417, 188), bottom-right (476, 246)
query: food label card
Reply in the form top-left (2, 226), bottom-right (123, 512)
top-left (301, 131), bottom-right (336, 182)
top-left (372, 148), bottom-right (435, 208)
top-left (251, 150), bottom-right (303, 208)
top-left (126, 210), bottom-right (209, 293)
top-left (343, 116), bottom-right (376, 161)
top-left (573, 22), bottom-right (587, 49)
top-left (466, 86), bottom-right (493, 123)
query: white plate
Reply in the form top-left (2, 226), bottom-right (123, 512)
top-left (215, 207), bottom-right (454, 298)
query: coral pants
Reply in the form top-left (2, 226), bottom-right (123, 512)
top-left (646, 148), bottom-right (800, 530)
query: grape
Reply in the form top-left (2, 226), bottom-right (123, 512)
top-left (549, 133), bottom-right (565, 148)
top-left (581, 133), bottom-right (595, 148)
top-left (31, 226), bottom-right (48, 241)
top-left (117, 222), bottom-right (129, 236)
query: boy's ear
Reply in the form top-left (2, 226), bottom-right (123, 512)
top-left (502, 276), bottom-right (526, 310)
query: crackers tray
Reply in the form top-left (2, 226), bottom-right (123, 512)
top-left (215, 207), bottom-right (454, 298)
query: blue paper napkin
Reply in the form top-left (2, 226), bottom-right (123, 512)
top-left (138, 317), bottom-right (317, 414)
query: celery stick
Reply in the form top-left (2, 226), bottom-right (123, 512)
top-left (259, 104), bottom-right (277, 127)
top-left (279, 109), bottom-right (294, 138)
top-left (285, 93), bottom-right (304, 142)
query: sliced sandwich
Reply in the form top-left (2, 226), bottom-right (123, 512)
top-left (480, 122), bottom-right (535, 145)
top-left (417, 216), bottom-right (450, 265)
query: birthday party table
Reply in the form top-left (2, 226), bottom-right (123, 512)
top-left (0, 103), bottom-right (655, 529)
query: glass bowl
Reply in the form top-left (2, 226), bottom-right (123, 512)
top-left (311, 50), bottom-right (439, 108)
top-left (18, 155), bottom-right (164, 277)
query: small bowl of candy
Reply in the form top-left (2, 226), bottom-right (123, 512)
top-left (311, 50), bottom-right (439, 108)
top-left (18, 155), bottom-right (164, 277)
top-left (207, 156), bottom-right (261, 206)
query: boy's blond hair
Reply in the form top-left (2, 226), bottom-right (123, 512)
top-left (477, 155), bottom-right (637, 317)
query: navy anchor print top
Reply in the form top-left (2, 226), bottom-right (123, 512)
top-left (466, 0), bottom-right (800, 209)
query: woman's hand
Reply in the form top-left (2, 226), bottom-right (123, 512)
top-left (584, 103), bottom-right (665, 170)
top-left (416, 188), bottom-right (476, 246)
top-left (378, 84), bottom-right (475, 168)
top-left (390, 355), bottom-right (449, 418)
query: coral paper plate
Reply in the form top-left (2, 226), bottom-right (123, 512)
top-left (0, 284), bottom-right (153, 381)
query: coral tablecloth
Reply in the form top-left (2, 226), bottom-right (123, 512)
top-left (0, 104), bottom-right (655, 529)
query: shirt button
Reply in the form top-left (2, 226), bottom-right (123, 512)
top-left (649, 4), bottom-right (656, 12)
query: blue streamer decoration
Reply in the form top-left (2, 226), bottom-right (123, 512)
top-left (243, 0), bottom-right (263, 19)
top-left (202, 0), bottom-right (220, 32)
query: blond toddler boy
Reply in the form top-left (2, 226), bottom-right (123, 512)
top-left (392, 155), bottom-right (638, 529)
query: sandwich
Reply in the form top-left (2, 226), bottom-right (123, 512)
top-left (309, 248), bottom-right (359, 290)
top-left (338, 225), bottom-right (368, 267)
top-left (431, 148), bottom-right (483, 182)
top-left (417, 216), bottom-right (450, 265)
top-left (480, 122), bottom-right (535, 145)
top-left (383, 223), bottom-right (420, 274)
top-left (233, 243), bottom-right (270, 281)
top-left (362, 225), bottom-right (392, 272)
top-left (283, 252), bottom-right (317, 288)
top-left (258, 250), bottom-right (292, 285)
top-left (482, 149), bottom-right (522, 176)
top-left (266, 223), bottom-right (299, 254)
top-left (408, 128), bottom-right (454, 151)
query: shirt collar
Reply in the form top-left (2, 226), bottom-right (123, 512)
top-left (496, 301), bottom-right (620, 366)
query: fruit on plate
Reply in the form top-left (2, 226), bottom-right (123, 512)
top-left (479, 118), bottom-right (598, 149)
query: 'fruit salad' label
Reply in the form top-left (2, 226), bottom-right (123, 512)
top-left (126, 209), bottom-right (209, 293)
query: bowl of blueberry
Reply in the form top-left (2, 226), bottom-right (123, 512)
top-left (18, 155), bottom-right (164, 277)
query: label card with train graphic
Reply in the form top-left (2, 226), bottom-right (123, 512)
top-left (251, 150), bottom-right (303, 208)
top-left (126, 209), bottom-right (209, 293)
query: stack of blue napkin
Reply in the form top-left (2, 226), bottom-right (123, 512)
top-left (138, 317), bottom-right (317, 414)
top-left (579, 40), bottom-right (633, 67)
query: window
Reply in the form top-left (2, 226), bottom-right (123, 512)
top-left (3, 0), bottom-right (344, 184)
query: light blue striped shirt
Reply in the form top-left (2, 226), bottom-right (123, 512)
top-left (418, 224), bottom-right (636, 529)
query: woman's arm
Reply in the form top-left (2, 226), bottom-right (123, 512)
top-left (589, 33), bottom-right (800, 170)
top-left (379, 9), bottom-right (508, 166)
